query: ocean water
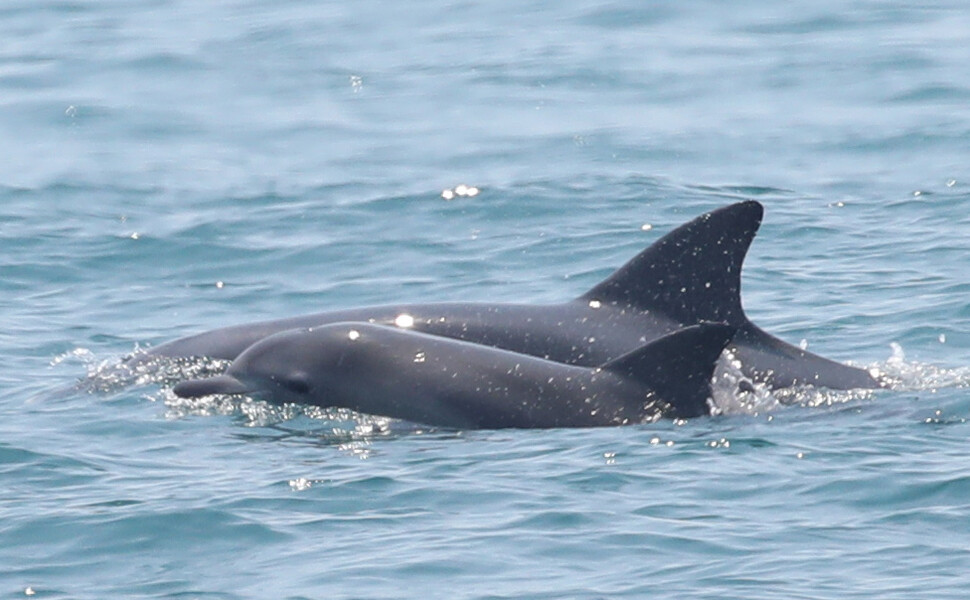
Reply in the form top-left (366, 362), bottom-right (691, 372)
top-left (3, 0), bottom-right (970, 598)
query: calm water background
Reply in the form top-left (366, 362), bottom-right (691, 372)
top-left (3, 1), bottom-right (970, 598)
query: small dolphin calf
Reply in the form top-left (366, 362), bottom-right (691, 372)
top-left (148, 201), bottom-right (880, 390)
top-left (173, 323), bottom-right (735, 429)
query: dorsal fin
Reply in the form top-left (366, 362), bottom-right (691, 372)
top-left (580, 201), bottom-right (762, 326)
top-left (601, 323), bottom-right (735, 418)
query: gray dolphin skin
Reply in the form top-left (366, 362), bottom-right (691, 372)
top-left (173, 322), bottom-right (736, 429)
top-left (147, 201), bottom-right (881, 390)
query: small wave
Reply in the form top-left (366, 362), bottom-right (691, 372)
top-left (162, 385), bottom-right (403, 437)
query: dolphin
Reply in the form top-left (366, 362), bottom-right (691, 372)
top-left (173, 322), bottom-right (736, 429)
top-left (144, 201), bottom-right (881, 390)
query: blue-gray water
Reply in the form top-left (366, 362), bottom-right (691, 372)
top-left (3, 1), bottom-right (970, 598)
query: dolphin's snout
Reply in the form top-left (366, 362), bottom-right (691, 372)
top-left (172, 374), bottom-right (251, 398)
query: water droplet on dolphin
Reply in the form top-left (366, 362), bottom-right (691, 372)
top-left (395, 314), bottom-right (415, 328)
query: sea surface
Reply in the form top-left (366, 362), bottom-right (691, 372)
top-left (3, 1), bottom-right (970, 598)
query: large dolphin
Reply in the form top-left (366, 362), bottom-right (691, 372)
top-left (144, 201), bottom-right (881, 390)
top-left (173, 322), bottom-right (736, 429)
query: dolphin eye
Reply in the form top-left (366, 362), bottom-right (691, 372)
top-left (279, 375), bottom-right (311, 395)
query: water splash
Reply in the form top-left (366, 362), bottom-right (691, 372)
top-left (712, 343), bottom-right (970, 418)
top-left (706, 349), bottom-right (844, 417)
top-left (68, 350), bottom-right (232, 395)
top-left (870, 342), bottom-right (970, 391)
top-left (710, 351), bottom-right (781, 416)
top-left (60, 341), bottom-right (970, 432)
top-left (59, 348), bottom-right (434, 442)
